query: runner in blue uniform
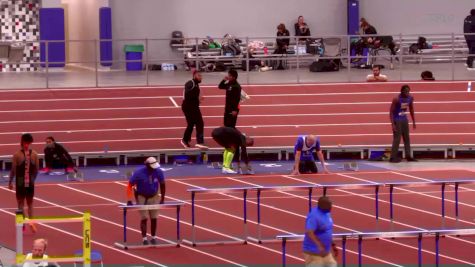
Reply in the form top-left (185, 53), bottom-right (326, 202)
top-left (291, 134), bottom-right (329, 175)
top-left (390, 85), bottom-right (417, 163)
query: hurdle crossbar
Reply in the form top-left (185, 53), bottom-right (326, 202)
top-left (277, 228), bottom-right (475, 267)
top-left (114, 201), bottom-right (185, 250)
top-left (15, 211), bottom-right (91, 267)
top-left (386, 179), bottom-right (475, 220)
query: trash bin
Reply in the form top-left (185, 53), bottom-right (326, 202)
top-left (124, 44), bottom-right (144, 71)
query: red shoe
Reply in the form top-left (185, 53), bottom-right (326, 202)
top-left (29, 222), bottom-right (37, 233)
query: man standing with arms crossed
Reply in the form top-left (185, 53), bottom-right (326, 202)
top-left (390, 85), bottom-right (417, 163)
top-left (218, 69), bottom-right (241, 128)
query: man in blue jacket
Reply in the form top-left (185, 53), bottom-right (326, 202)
top-left (303, 196), bottom-right (338, 267)
top-left (126, 157), bottom-right (166, 245)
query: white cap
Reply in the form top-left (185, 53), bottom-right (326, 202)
top-left (144, 157), bottom-right (160, 169)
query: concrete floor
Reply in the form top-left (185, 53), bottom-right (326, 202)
top-left (0, 61), bottom-right (473, 89)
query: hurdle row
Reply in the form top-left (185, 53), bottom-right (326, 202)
top-left (185, 179), bottom-right (475, 246)
top-left (277, 228), bottom-right (475, 267)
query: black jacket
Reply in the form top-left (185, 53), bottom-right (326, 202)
top-left (464, 15), bottom-right (475, 40)
top-left (276, 30), bottom-right (290, 49)
top-left (211, 127), bottom-right (249, 164)
top-left (182, 79), bottom-right (201, 109)
top-left (44, 142), bottom-right (74, 167)
top-left (295, 23), bottom-right (311, 37)
top-left (218, 80), bottom-right (241, 113)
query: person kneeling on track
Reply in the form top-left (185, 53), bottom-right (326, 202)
top-left (126, 157), bottom-right (166, 245)
top-left (42, 136), bottom-right (77, 174)
top-left (211, 127), bottom-right (254, 174)
top-left (291, 134), bottom-right (329, 175)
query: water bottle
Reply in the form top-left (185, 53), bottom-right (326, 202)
top-left (468, 81), bottom-right (472, 92)
top-left (263, 47), bottom-right (268, 55)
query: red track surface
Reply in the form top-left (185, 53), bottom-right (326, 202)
top-left (1, 170), bottom-right (475, 265)
top-left (0, 81), bottom-right (474, 155)
top-left (1, 82), bottom-right (475, 265)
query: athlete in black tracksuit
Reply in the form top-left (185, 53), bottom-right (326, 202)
top-left (464, 10), bottom-right (475, 68)
top-left (218, 69), bottom-right (241, 128)
top-left (181, 71), bottom-right (206, 148)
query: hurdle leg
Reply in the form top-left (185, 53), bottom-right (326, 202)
top-left (435, 233), bottom-right (440, 267)
top-left (342, 236), bottom-right (347, 267)
top-left (243, 189), bottom-right (248, 244)
top-left (282, 237), bottom-right (287, 267)
top-left (257, 189), bottom-right (262, 243)
top-left (308, 187), bottom-right (312, 213)
top-left (418, 233), bottom-right (422, 267)
top-left (389, 185), bottom-right (394, 230)
top-left (441, 183), bottom-right (446, 228)
top-left (191, 192), bottom-right (196, 246)
top-left (176, 205), bottom-right (181, 247)
top-left (455, 183), bottom-right (459, 222)
top-left (123, 207), bottom-right (127, 249)
top-left (358, 235), bottom-right (363, 267)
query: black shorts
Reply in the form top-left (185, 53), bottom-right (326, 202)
top-left (16, 186), bottom-right (35, 202)
top-left (299, 160), bottom-right (318, 174)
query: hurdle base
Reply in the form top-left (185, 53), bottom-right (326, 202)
top-left (182, 238), bottom-right (247, 247)
top-left (114, 241), bottom-right (180, 250)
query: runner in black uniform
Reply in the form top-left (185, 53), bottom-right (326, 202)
top-left (212, 127), bottom-right (254, 174)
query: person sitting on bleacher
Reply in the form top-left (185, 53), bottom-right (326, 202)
top-left (42, 136), bottom-right (77, 174)
top-left (351, 18), bottom-right (377, 62)
top-left (275, 23), bottom-right (290, 70)
top-left (295, 16), bottom-right (311, 42)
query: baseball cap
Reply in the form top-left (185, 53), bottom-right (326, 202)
top-left (144, 157), bottom-right (160, 169)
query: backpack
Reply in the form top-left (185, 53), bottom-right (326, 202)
top-left (309, 59), bottom-right (339, 72)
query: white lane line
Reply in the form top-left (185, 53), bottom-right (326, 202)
top-left (2, 111), bottom-right (475, 125)
top-left (169, 97), bottom-right (179, 107)
top-left (0, 80), bottom-right (468, 93)
top-left (1, 121), bottom-right (475, 136)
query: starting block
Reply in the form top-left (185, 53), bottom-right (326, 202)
top-left (343, 162), bottom-right (359, 171)
top-left (67, 171), bottom-right (85, 182)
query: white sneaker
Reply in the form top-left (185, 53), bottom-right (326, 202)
top-left (467, 67), bottom-right (475, 71)
top-left (222, 167), bottom-right (237, 174)
top-left (195, 143), bottom-right (209, 150)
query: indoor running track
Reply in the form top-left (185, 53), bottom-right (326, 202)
top-left (0, 81), bottom-right (474, 156)
top-left (1, 169), bottom-right (475, 265)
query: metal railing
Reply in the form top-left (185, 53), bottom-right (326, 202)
top-left (0, 32), bottom-right (473, 88)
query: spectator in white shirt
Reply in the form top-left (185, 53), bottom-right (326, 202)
top-left (366, 65), bottom-right (388, 82)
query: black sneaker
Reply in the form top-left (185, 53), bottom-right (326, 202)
top-left (150, 237), bottom-right (158, 245)
top-left (407, 158), bottom-right (418, 162)
top-left (389, 158), bottom-right (402, 163)
top-left (142, 239), bottom-right (149, 245)
top-left (180, 140), bottom-right (191, 148)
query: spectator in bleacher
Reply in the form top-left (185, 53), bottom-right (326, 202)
top-left (126, 157), bottom-right (166, 245)
top-left (295, 16), bottom-right (311, 42)
top-left (421, 70), bottom-right (435, 81)
top-left (181, 70), bottom-right (208, 149)
top-left (275, 23), bottom-right (290, 70)
top-left (9, 133), bottom-right (39, 233)
top-left (389, 85), bottom-right (417, 163)
top-left (42, 136), bottom-right (77, 174)
top-left (351, 18), bottom-right (378, 62)
top-left (243, 48), bottom-right (266, 71)
top-left (291, 134), bottom-right (329, 175)
top-left (303, 196), bottom-right (338, 267)
top-left (366, 65), bottom-right (388, 82)
top-left (218, 70), bottom-right (241, 128)
top-left (463, 9), bottom-right (475, 69)
top-left (23, 239), bottom-right (51, 267)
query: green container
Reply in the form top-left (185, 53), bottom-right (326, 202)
top-left (124, 44), bottom-right (144, 52)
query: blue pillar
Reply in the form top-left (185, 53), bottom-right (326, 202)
top-left (99, 7), bottom-right (113, 67)
top-left (348, 0), bottom-right (360, 35)
top-left (40, 8), bottom-right (65, 68)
